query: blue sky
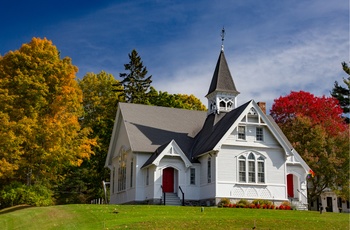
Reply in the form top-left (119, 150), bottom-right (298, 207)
top-left (1, 0), bottom-right (348, 111)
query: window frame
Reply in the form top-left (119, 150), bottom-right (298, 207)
top-left (190, 168), bottom-right (196, 185)
top-left (117, 150), bottom-right (127, 192)
top-left (248, 153), bottom-right (256, 183)
top-left (256, 127), bottom-right (264, 141)
top-left (207, 157), bottom-right (212, 183)
top-left (238, 126), bottom-right (246, 140)
top-left (130, 158), bottom-right (133, 188)
top-left (238, 155), bottom-right (246, 182)
top-left (238, 152), bottom-right (265, 184)
top-left (146, 168), bottom-right (149, 186)
top-left (257, 156), bottom-right (265, 183)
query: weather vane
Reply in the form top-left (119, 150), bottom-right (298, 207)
top-left (221, 27), bottom-right (225, 51)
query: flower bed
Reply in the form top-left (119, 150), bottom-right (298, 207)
top-left (218, 198), bottom-right (292, 210)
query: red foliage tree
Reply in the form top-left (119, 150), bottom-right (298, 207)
top-left (270, 91), bottom-right (346, 136)
top-left (270, 91), bottom-right (349, 202)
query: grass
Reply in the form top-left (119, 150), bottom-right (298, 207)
top-left (0, 204), bottom-right (349, 229)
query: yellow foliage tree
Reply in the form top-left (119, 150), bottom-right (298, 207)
top-left (0, 38), bottom-right (96, 187)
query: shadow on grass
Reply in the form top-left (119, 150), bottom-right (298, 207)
top-left (0, 205), bottom-right (33, 215)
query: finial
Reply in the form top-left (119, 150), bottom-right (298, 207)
top-left (221, 27), bottom-right (225, 51)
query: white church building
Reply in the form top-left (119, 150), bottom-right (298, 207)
top-left (105, 41), bottom-right (311, 209)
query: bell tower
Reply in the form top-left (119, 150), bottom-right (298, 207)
top-left (206, 28), bottom-right (240, 115)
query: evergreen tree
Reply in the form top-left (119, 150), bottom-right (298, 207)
top-left (118, 49), bottom-right (152, 104)
top-left (331, 62), bottom-right (349, 123)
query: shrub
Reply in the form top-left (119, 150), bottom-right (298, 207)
top-left (237, 199), bottom-right (250, 206)
top-left (281, 201), bottom-right (291, 206)
top-left (279, 201), bottom-right (292, 210)
top-left (0, 182), bottom-right (54, 209)
top-left (218, 198), bottom-right (230, 207)
top-left (252, 199), bottom-right (272, 206)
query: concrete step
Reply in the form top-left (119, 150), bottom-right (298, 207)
top-left (291, 201), bottom-right (308, 210)
top-left (163, 193), bottom-right (182, 206)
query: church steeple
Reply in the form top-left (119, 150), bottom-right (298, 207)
top-left (206, 28), bottom-right (240, 115)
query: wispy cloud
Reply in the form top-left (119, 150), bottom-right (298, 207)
top-left (1, 0), bottom-right (348, 112)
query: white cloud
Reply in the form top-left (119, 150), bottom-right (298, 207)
top-left (25, 0), bottom-right (347, 114)
top-left (152, 12), bottom-right (348, 112)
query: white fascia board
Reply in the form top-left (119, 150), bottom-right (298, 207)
top-left (105, 104), bottom-right (122, 168)
top-left (152, 140), bottom-right (192, 168)
top-left (213, 100), bottom-right (294, 156)
top-left (212, 100), bottom-right (254, 151)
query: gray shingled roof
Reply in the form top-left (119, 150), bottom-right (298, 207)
top-left (191, 100), bottom-right (251, 157)
top-left (207, 51), bottom-right (239, 96)
top-left (119, 103), bottom-right (207, 154)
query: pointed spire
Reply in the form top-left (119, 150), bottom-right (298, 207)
top-left (221, 27), bottom-right (225, 51)
top-left (206, 50), bottom-right (239, 96)
top-left (206, 28), bottom-right (240, 115)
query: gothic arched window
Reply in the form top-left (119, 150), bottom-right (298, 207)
top-left (238, 152), bottom-right (265, 184)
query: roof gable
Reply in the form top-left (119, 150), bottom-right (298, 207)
top-left (191, 100), bottom-right (311, 172)
top-left (115, 103), bottom-right (206, 154)
top-left (211, 101), bottom-right (296, 154)
top-left (191, 100), bottom-right (251, 157)
top-left (141, 140), bottom-right (192, 169)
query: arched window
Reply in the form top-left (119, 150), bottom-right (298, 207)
top-left (219, 101), bottom-right (226, 110)
top-left (117, 148), bottom-right (127, 191)
top-left (239, 155), bottom-right (246, 182)
top-left (248, 153), bottom-right (255, 183)
top-left (257, 156), bottom-right (265, 183)
top-left (130, 158), bottom-right (134, 188)
top-left (238, 152), bottom-right (265, 184)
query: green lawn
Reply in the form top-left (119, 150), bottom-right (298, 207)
top-left (0, 204), bottom-right (348, 229)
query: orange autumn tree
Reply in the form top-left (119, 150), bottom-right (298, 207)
top-left (0, 38), bottom-right (95, 200)
top-left (54, 71), bottom-right (123, 203)
top-left (271, 91), bottom-right (349, 203)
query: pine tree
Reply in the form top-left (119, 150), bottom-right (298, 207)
top-left (331, 62), bottom-right (349, 123)
top-left (118, 49), bottom-right (152, 104)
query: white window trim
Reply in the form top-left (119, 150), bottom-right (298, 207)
top-left (256, 127), bottom-right (264, 142)
top-left (238, 156), bottom-right (246, 182)
top-left (146, 168), bottom-right (149, 186)
top-left (237, 152), bottom-right (266, 184)
top-left (190, 168), bottom-right (196, 185)
top-left (117, 149), bottom-right (127, 192)
top-left (237, 126), bottom-right (246, 140)
top-left (130, 158), bottom-right (133, 188)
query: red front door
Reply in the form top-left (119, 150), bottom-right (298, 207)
top-left (287, 174), bottom-right (294, 197)
top-left (162, 167), bottom-right (174, 193)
